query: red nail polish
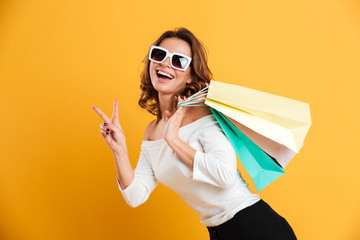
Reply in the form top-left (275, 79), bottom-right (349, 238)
top-left (106, 128), bottom-right (110, 132)
top-left (104, 123), bottom-right (108, 126)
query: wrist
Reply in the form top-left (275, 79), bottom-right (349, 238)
top-left (112, 145), bottom-right (128, 158)
top-left (165, 136), bottom-right (181, 148)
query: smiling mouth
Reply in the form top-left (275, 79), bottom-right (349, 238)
top-left (157, 70), bottom-right (174, 80)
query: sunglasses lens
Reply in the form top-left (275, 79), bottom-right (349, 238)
top-left (150, 48), bottom-right (166, 62)
top-left (172, 55), bottom-right (189, 70)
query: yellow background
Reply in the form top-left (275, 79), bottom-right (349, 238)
top-left (1, 0), bottom-right (359, 239)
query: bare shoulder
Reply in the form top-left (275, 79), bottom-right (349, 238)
top-left (143, 119), bottom-right (157, 141)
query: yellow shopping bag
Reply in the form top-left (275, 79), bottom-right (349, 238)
top-left (178, 80), bottom-right (311, 190)
top-left (205, 80), bottom-right (311, 153)
top-left (224, 115), bottom-right (303, 168)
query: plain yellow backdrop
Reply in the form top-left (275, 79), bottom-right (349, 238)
top-left (1, 0), bottom-right (359, 239)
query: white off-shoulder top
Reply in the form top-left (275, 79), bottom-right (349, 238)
top-left (117, 113), bottom-right (260, 227)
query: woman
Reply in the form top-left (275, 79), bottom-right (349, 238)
top-left (92, 27), bottom-right (297, 240)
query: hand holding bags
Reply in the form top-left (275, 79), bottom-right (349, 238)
top-left (179, 80), bottom-right (312, 191)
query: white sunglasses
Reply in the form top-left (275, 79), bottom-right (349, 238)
top-left (148, 45), bottom-right (192, 71)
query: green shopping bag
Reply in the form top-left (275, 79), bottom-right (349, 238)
top-left (210, 107), bottom-right (285, 191)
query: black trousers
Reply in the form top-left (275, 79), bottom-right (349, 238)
top-left (207, 200), bottom-right (297, 240)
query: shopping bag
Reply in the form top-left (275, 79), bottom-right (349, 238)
top-left (179, 80), bottom-right (311, 153)
top-left (211, 108), bottom-right (285, 191)
top-left (205, 80), bottom-right (311, 153)
top-left (178, 80), bottom-right (311, 190)
top-left (224, 114), bottom-right (302, 168)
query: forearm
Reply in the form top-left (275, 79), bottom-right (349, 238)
top-left (112, 146), bottom-right (135, 190)
top-left (166, 137), bottom-right (196, 169)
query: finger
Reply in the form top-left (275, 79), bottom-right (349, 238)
top-left (92, 105), bottom-right (111, 122)
top-left (100, 128), bottom-right (110, 137)
top-left (112, 99), bottom-right (119, 120)
top-left (171, 107), bottom-right (183, 120)
top-left (99, 121), bottom-right (114, 135)
top-left (101, 123), bottom-right (113, 132)
top-left (177, 107), bottom-right (186, 118)
top-left (178, 95), bottom-right (184, 103)
top-left (164, 110), bottom-right (172, 119)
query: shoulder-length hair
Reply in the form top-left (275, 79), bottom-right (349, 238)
top-left (138, 27), bottom-right (213, 123)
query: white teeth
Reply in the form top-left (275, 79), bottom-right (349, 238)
top-left (157, 70), bottom-right (174, 79)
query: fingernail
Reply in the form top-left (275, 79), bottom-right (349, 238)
top-left (106, 132), bottom-right (109, 135)
top-left (106, 128), bottom-right (110, 132)
top-left (104, 123), bottom-right (108, 126)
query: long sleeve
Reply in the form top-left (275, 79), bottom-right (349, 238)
top-left (117, 148), bottom-right (158, 208)
top-left (192, 121), bottom-right (238, 189)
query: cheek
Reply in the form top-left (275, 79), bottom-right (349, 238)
top-left (149, 62), bottom-right (158, 78)
top-left (175, 73), bottom-right (191, 87)
top-left (149, 62), bottom-right (155, 72)
top-left (148, 63), bottom-right (155, 83)
top-left (179, 70), bottom-right (191, 83)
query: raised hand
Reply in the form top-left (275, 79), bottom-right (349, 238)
top-left (92, 99), bottom-right (126, 153)
top-left (163, 96), bottom-right (189, 143)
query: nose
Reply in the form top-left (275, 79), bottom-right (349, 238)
top-left (161, 56), bottom-right (171, 68)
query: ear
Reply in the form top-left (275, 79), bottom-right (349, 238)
top-left (186, 78), bottom-right (192, 84)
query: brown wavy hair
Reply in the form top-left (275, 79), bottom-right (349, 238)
top-left (138, 27), bottom-right (213, 123)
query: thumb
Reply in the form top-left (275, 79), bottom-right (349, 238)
top-left (164, 110), bottom-right (172, 119)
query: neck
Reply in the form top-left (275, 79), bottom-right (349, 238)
top-left (158, 93), bottom-right (174, 119)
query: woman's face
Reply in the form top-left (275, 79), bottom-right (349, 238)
top-left (149, 37), bottom-right (192, 96)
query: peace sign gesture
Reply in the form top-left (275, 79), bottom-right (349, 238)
top-left (92, 99), bottom-right (126, 153)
